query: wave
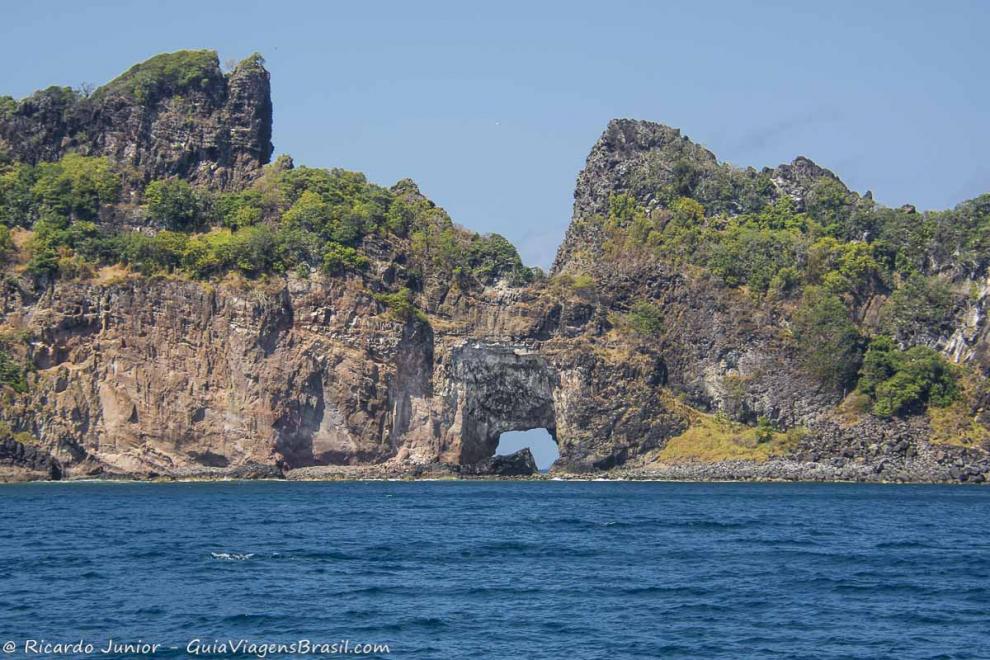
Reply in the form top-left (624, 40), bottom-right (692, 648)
top-left (210, 552), bottom-right (255, 561)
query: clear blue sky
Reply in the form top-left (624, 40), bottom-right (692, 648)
top-left (3, 0), bottom-right (988, 269)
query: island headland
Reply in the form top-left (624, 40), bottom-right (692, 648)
top-left (1, 50), bottom-right (989, 483)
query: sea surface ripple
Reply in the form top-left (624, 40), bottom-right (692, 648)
top-left (1, 481), bottom-right (989, 658)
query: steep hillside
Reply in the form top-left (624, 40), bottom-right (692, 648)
top-left (1, 51), bottom-right (989, 483)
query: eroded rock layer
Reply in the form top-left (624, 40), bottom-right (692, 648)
top-left (2, 53), bottom-right (990, 482)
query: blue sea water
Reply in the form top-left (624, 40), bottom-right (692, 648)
top-left (1, 481), bottom-right (989, 659)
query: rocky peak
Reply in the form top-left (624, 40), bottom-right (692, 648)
top-left (571, 118), bottom-right (717, 220)
top-left (552, 118), bottom-right (856, 275)
top-left (767, 156), bottom-right (848, 211)
top-left (0, 50), bottom-right (273, 190)
top-left (552, 118), bottom-right (717, 274)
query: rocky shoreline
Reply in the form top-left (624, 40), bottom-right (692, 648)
top-left (4, 453), bottom-right (986, 485)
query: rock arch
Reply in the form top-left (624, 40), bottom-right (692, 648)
top-left (445, 343), bottom-right (558, 465)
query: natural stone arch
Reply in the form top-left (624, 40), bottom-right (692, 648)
top-left (446, 343), bottom-right (558, 465)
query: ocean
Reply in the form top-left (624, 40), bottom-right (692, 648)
top-left (1, 480), bottom-right (988, 658)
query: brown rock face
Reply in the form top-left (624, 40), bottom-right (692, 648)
top-left (3, 277), bottom-right (404, 476)
top-left (0, 50), bottom-right (273, 189)
top-left (2, 58), bottom-right (989, 483)
top-left (0, 269), bottom-right (689, 477)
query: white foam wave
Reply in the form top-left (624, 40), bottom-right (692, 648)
top-left (210, 552), bottom-right (255, 561)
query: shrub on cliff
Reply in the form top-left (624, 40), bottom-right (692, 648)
top-left (276, 168), bottom-right (396, 251)
top-left (755, 417), bottom-right (776, 444)
top-left (0, 95), bottom-right (15, 120)
top-left (278, 167), bottom-right (388, 244)
top-left (0, 163), bottom-right (36, 227)
top-left (144, 179), bottom-right (205, 231)
top-left (0, 225), bottom-right (13, 261)
top-left (879, 274), bottom-right (958, 344)
top-left (181, 226), bottom-right (278, 277)
top-left (792, 287), bottom-right (864, 391)
top-left (623, 300), bottom-right (664, 337)
top-left (322, 242), bottom-right (368, 274)
top-left (0, 154), bottom-right (120, 230)
top-left (26, 214), bottom-right (101, 276)
top-left (407, 212), bottom-right (531, 287)
top-left (806, 177), bottom-right (855, 233)
top-left (0, 348), bottom-right (27, 393)
top-left (858, 337), bottom-right (958, 418)
top-left (707, 224), bottom-right (804, 294)
top-left (215, 189), bottom-right (265, 229)
top-left (97, 49), bottom-right (222, 103)
top-left (805, 237), bottom-right (884, 303)
top-left (31, 155), bottom-right (120, 222)
top-left (111, 230), bottom-right (189, 274)
top-left (467, 233), bottom-right (532, 285)
top-left (373, 287), bottom-right (426, 323)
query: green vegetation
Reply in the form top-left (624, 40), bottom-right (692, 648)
top-left (110, 225), bottom-right (312, 279)
top-left (791, 287), bottom-right (863, 391)
top-left (857, 336), bottom-right (958, 417)
top-left (550, 272), bottom-right (596, 297)
top-left (0, 153), bottom-right (533, 293)
top-left (605, 191), bottom-right (893, 301)
top-left (0, 154), bottom-right (120, 228)
top-left (144, 179), bottom-right (204, 230)
top-left (707, 221), bottom-right (803, 294)
top-left (408, 207), bottom-right (536, 286)
top-left (0, 225), bottom-right (13, 261)
top-left (754, 416), bottom-right (776, 444)
top-left (806, 236), bottom-right (883, 300)
top-left (656, 393), bottom-right (798, 462)
top-left (373, 287), bottom-right (426, 323)
top-left (603, 177), bottom-right (990, 307)
top-left (96, 50), bottom-right (222, 103)
top-left (879, 274), bottom-right (958, 343)
top-left (322, 242), bottom-right (368, 274)
top-left (623, 300), bottom-right (664, 337)
top-left (598, 176), bottom-right (990, 397)
top-left (0, 154), bottom-right (122, 276)
top-left (466, 233), bottom-right (533, 285)
top-left (0, 348), bottom-right (27, 393)
top-left (0, 95), bottom-right (16, 120)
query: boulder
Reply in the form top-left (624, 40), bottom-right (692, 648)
top-left (462, 449), bottom-right (538, 477)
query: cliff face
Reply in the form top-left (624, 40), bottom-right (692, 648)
top-left (2, 53), bottom-right (990, 483)
top-left (0, 272), bottom-right (678, 477)
top-left (0, 50), bottom-right (273, 190)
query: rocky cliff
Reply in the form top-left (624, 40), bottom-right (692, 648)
top-left (0, 50), bottom-right (272, 190)
top-left (2, 52), bottom-right (989, 483)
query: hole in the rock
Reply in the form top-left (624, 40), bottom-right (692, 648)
top-left (495, 429), bottom-right (559, 471)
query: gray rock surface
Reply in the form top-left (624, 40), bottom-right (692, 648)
top-left (0, 51), bottom-right (272, 190)
top-left (461, 448), bottom-right (538, 476)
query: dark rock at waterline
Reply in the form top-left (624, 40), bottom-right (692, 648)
top-left (0, 436), bottom-right (62, 480)
top-left (168, 463), bottom-right (286, 480)
top-left (462, 449), bottom-right (538, 477)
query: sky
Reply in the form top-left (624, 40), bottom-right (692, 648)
top-left (496, 430), bottom-right (559, 471)
top-left (2, 0), bottom-right (989, 272)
